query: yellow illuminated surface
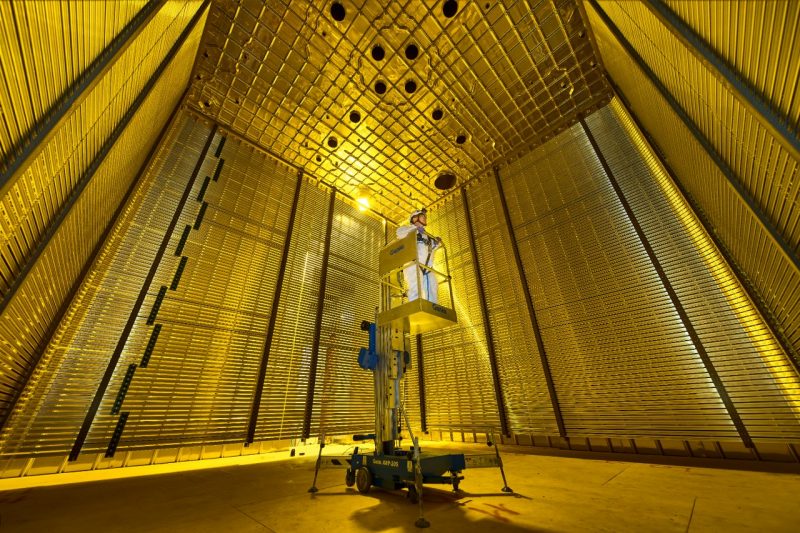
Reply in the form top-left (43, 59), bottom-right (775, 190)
top-left (613, 100), bottom-right (800, 416)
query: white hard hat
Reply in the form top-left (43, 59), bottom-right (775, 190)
top-left (410, 208), bottom-right (427, 223)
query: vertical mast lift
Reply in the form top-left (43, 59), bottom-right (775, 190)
top-left (309, 231), bottom-right (512, 528)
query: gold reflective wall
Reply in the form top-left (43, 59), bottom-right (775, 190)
top-left (2, 0), bottom-right (800, 475)
top-left (0, 1), bottom-right (208, 426)
top-left (583, 0), bottom-right (800, 362)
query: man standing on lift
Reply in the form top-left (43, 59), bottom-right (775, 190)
top-left (396, 208), bottom-right (444, 304)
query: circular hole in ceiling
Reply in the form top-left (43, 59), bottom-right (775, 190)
top-left (330, 2), bottom-right (346, 21)
top-left (316, 155), bottom-right (323, 162)
top-left (371, 45), bottom-right (385, 61)
top-left (431, 108), bottom-right (443, 120)
top-left (443, 0), bottom-right (459, 18)
top-left (455, 134), bottom-right (467, 145)
top-left (404, 80), bottom-right (417, 94)
top-left (349, 110), bottom-right (361, 123)
top-left (374, 80), bottom-right (387, 94)
top-left (328, 136), bottom-right (338, 148)
top-left (405, 44), bottom-right (419, 60)
top-left (435, 172), bottom-right (457, 190)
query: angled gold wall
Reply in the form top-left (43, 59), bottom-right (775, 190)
top-left (583, 0), bottom-right (800, 361)
top-left (405, 98), bottom-right (799, 452)
top-left (0, 1), bottom-right (208, 426)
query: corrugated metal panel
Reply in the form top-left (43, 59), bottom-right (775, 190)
top-left (307, 198), bottom-right (382, 438)
top-left (90, 137), bottom-right (298, 451)
top-left (592, 1), bottom-right (800, 250)
top-left (421, 195), bottom-right (501, 433)
top-left (0, 111), bottom-right (206, 456)
top-left (0, 1), bottom-right (208, 423)
top-left (585, 101), bottom-right (800, 441)
top-left (253, 182), bottom-right (330, 441)
top-left (465, 177), bottom-right (558, 435)
top-left (502, 122), bottom-right (737, 439)
top-left (663, 0), bottom-right (800, 135)
top-left (0, 0), bottom-right (148, 164)
top-left (583, 0), bottom-right (800, 356)
top-left (0, 1), bottom-right (203, 296)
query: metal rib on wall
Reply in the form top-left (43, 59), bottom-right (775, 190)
top-left (420, 196), bottom-right (501, 435)
top-left (501, 123), bottom-right (739, 440)
top-left (0, 1), bottom-right (203, 296)
top-left (0, 111), bottom-right (208, 456)
top-left (585, 101), bottom-right (800, 442)
top-left (252, 181), bottom-right (330, 441)
top-left (583, 0), bottom-right (800, 358)
top-left (660, 0), bottom-right (800, 141)
top-left (465, 177), bottom-right (559, 436)
top-left (0, 1), bottom-right (207, 427)
top-left (98, 132), bottom-right (298, 451)
top-left (0, 0), bottom-right (147, 168)
top-left (306, 198), bottom-right (382, 438)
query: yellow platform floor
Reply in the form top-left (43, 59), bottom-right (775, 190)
top-left (1, 442), bottom-right (799, 532)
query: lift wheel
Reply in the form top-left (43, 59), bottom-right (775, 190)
top-left (355, 466), bottom-right (372, 494)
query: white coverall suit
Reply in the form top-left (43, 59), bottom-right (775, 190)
top-left (396, 224), bottom-right (441, 303)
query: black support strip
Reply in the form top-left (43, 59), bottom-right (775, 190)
top-left (105, 413), bottom-right (129, 458)
top-left (193, 202), bottom-right (209, 230)
top-left (581, 119), bottom-right (754, 449)
top-left (111, 365), bottom-right (137, 415)
top-left (140, 324), bottom-right (161, 368)
top-left (214, 136), bottom-right (226, 158)
top-left (302, 188), bottom-right (337, 440)
top-left (146, 286), bottom-right (168, 325)
top-left (69, 123), bottom-right (217, 461)
top-left (461, 188), bottom-right (510, 437)
top-left (608, 81), bottom-right (800, 372)
top-left (416, 334), bottom-right (427, 433)
top-left (0, 0), bottom-right (211, 318)
top-left (0, 0), bottom-right (162, 186)
top-left (587, 0), bottom-right (799, 276)
top-left (170, 256), bottom-right (188, 290)
top-left (212, 159), bottom-right (224, 182)
top-left (493, 167), bottom-right (567, 438)
top-left (246, 171), bottom-right (304, 443)
top-left (174, 225), bottom-right (191, 256)
top-left (0, 85), bottom-right (188, 431)
top-left (642, 0), bottom-right (800, 162)
top-left (196, 176), bottom-right (211, 202)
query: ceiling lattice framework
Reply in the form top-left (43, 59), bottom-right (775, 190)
top-left (189, 0), bottom-right (609, 222)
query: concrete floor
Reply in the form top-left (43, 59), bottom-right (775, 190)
top-left (1, 442), bottom-right (799, 532)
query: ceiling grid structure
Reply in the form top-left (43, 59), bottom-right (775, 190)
top-left (188, 0), bottom-right (609, 223)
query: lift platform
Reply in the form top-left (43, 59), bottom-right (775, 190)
top-left (308, 227), bottom-right (510, 528)
top-left (376, 231), bottom-right (457, 334)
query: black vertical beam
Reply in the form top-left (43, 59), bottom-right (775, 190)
top-left (581, 119), bottom-right (754, 449)
top-left (492, 167), bottom-right (567, 438)
top-left (69, 124), bottom-right (218, 461)
top-left (416, 334), bottom-right (427, 433)
top-left (461, 188), bottom-right (510, 437)
top-left (302, 188), bottom-right (337, 440)
top-left (246, 171), bottom-right (304, 444)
